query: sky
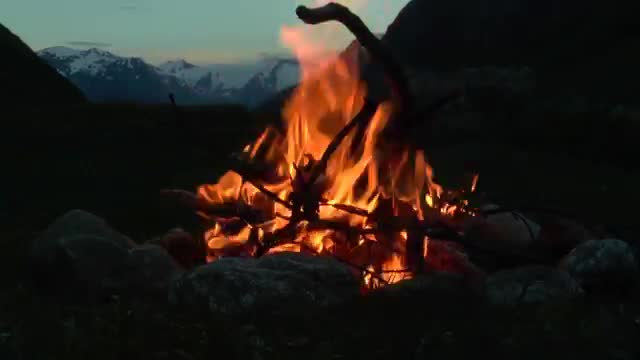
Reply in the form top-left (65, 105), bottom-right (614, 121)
top-left (1, 0), bottom-right (410, 64)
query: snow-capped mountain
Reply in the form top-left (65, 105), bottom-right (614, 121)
top-left (155, 57), bottom-right (300, 106)
top-left (37, 46), bottom-right (300, 107)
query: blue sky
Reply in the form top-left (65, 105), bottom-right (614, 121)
top-left (2, 0), bottom-right (409, 64)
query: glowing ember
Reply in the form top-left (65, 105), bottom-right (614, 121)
top-left (196, 3), bottom-right (479, 289)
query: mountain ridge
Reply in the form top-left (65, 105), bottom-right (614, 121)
top-left (38, 46), bottom-right (300, 107)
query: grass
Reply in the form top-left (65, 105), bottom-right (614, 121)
top-left (1, 102), bottom-right (639, 359)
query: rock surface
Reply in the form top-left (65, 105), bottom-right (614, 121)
top-left (485, 266), bottom-right (583, 306)
top-left (168, 252), bottom-right (360, 316)
top-left (559, 239), bottom-right (639, 294)
top-left (535, 217), bottom-right (596, 257)
top-left (125, 244), bottom-right (183, 297)
top-left (29, 209), bottom-right (182, 299)
top-left (463, 206), bottom-right (541, 270)
top-left (29, 209), bottom-right (135, 296)
top-left (424, 239), bottom-right (486, 283)
top-left (371, 271), bottom-right (482, 299)
top-left (148, 228), bottom-right (205, 270)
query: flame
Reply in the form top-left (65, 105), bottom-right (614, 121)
top-left (196, 5), bottom-right (478, 289)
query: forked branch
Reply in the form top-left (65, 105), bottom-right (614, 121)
top-left (296, 2), bottom-right (412, 112)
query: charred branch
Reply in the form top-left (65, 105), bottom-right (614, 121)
top-left (226, 157), bottom-right (293, 209)
top-left (307, 99), bottom-right (379, 189)
top-left (164, 186), bottom-right (554, 266)
top-left (160, 189), bottom-right (269, 224)
top-left (320, 201), bottom-right (370, 217)
top-left (228, 151), bottom-right (288, 185)
top-left (296, 3), bottom-right (412, 112)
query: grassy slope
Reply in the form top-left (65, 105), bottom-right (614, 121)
top-left (0, 23), bottom-right (86, 106)
top-left (0, 103), bottom-right (639, 358)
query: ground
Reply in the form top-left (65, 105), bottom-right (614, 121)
top-left (1, 103), bottom-right (639, 359)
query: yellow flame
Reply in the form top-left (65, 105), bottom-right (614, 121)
top-left (196, 3), bottom-right (478, 287)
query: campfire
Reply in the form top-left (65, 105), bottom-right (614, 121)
top-left (165, 3), bottom-right (481, 289)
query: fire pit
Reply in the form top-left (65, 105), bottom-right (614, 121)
top-left (27, 3), bottom-right (639, 311)
top-left (163, 3), bottom-right (482, 290)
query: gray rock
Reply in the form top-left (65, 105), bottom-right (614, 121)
top-left (30, 209), bottom-right (184, 299)
top-left (463, 206), bottom-right (541, 270)
top-left (371, 272), bottom-right (481, 299)
top-left (485, 266), bottom-right (583, 306)
top-left (33, 209), bottom-right (135, 253)
top-left (30, 209), bottom-right (135, 296)
top-left (423, 239), bottom-right (486, 282)
top-left (168, 252), bottom-right (360, 316)
top-left (125, 244), bottom-right (183, 297)
top-left (482, 206), bottom-right (541, 249)
top-left (559, 239), bottom-right (639, 293)
top-left (535, 217), bottom-right (596, 257)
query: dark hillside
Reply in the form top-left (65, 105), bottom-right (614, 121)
top-left (382, 0), bottom-right (640, 104)
top-left (0, 23), bottom-right (86, 106)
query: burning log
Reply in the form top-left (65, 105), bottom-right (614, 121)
top-left (161, 189), bottom-right (271, 223)
top-left (164, 2), bottom-right (571, 290)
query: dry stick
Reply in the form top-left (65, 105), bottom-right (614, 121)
top-left (160, 189), bottom-right (269, 223)
top-left (306, 99), bottom-right (379, 190)
top-left (320, 201), bottom-right (370, 217)
top-left (296, 3), bottom-right (413, 112)
top-left (226, 163), bottom-right (293, 209)
top-left (295, 2), bottom-right (413, 189)
top-left (164, 187), bottom-right (551, 263)
top-left (296, 3), bottom-right (462, 145)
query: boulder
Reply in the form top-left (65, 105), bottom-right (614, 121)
top-left (29, 209), bottom-right (135, 297)
top-left (485, 266), bottom-right (583, 306)
top-left (535, 217), bottom-right (596, 257)
top-left (125, 244), bottom-right (183, 297)
top-left (463, 205), bottom-right (541, 270)
top-left (467, 206), bottom-right (541, 250)
top-left (29, 209), bottom-right (184, 300)
top-left (424, 239), bottom-right (486, 284)
top-left (559, 238), bottom-right (639, 294)
top-left (371, 271), bottom-right (482, 300)
top-left (148, 228), bottom-right (205, 270)
top-left (168, 252), bottom-right (360, 316)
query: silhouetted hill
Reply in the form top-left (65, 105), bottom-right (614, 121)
top-left (382, 0), bottom-right (640, 104)
top-left (0, 23), bottom-right (86, 106)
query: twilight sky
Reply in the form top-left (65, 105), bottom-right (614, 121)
top-left (1, 0), bottom-right (409, 64)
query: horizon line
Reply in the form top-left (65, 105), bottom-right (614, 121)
top-left (37, 44), bottom-right (301, 66)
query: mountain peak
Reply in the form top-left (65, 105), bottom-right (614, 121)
top-left (36, 44), bottom-right (301, 107)
top-left (158, 59), bottom-right (196, 73)
top-left (38, 46), bottom-right (83, 57)
top-left (85, 47), bottom-right (115, 57)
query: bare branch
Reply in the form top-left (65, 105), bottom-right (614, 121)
top-left (307, 99), bottom-right (379, 188)
top-left (296, 2), bottom-right (412, 112)
top-left (160, 189), bottom-right (269, 224)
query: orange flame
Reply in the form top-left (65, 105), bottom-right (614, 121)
top-left (197, 6), bottom-right (478, 288)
